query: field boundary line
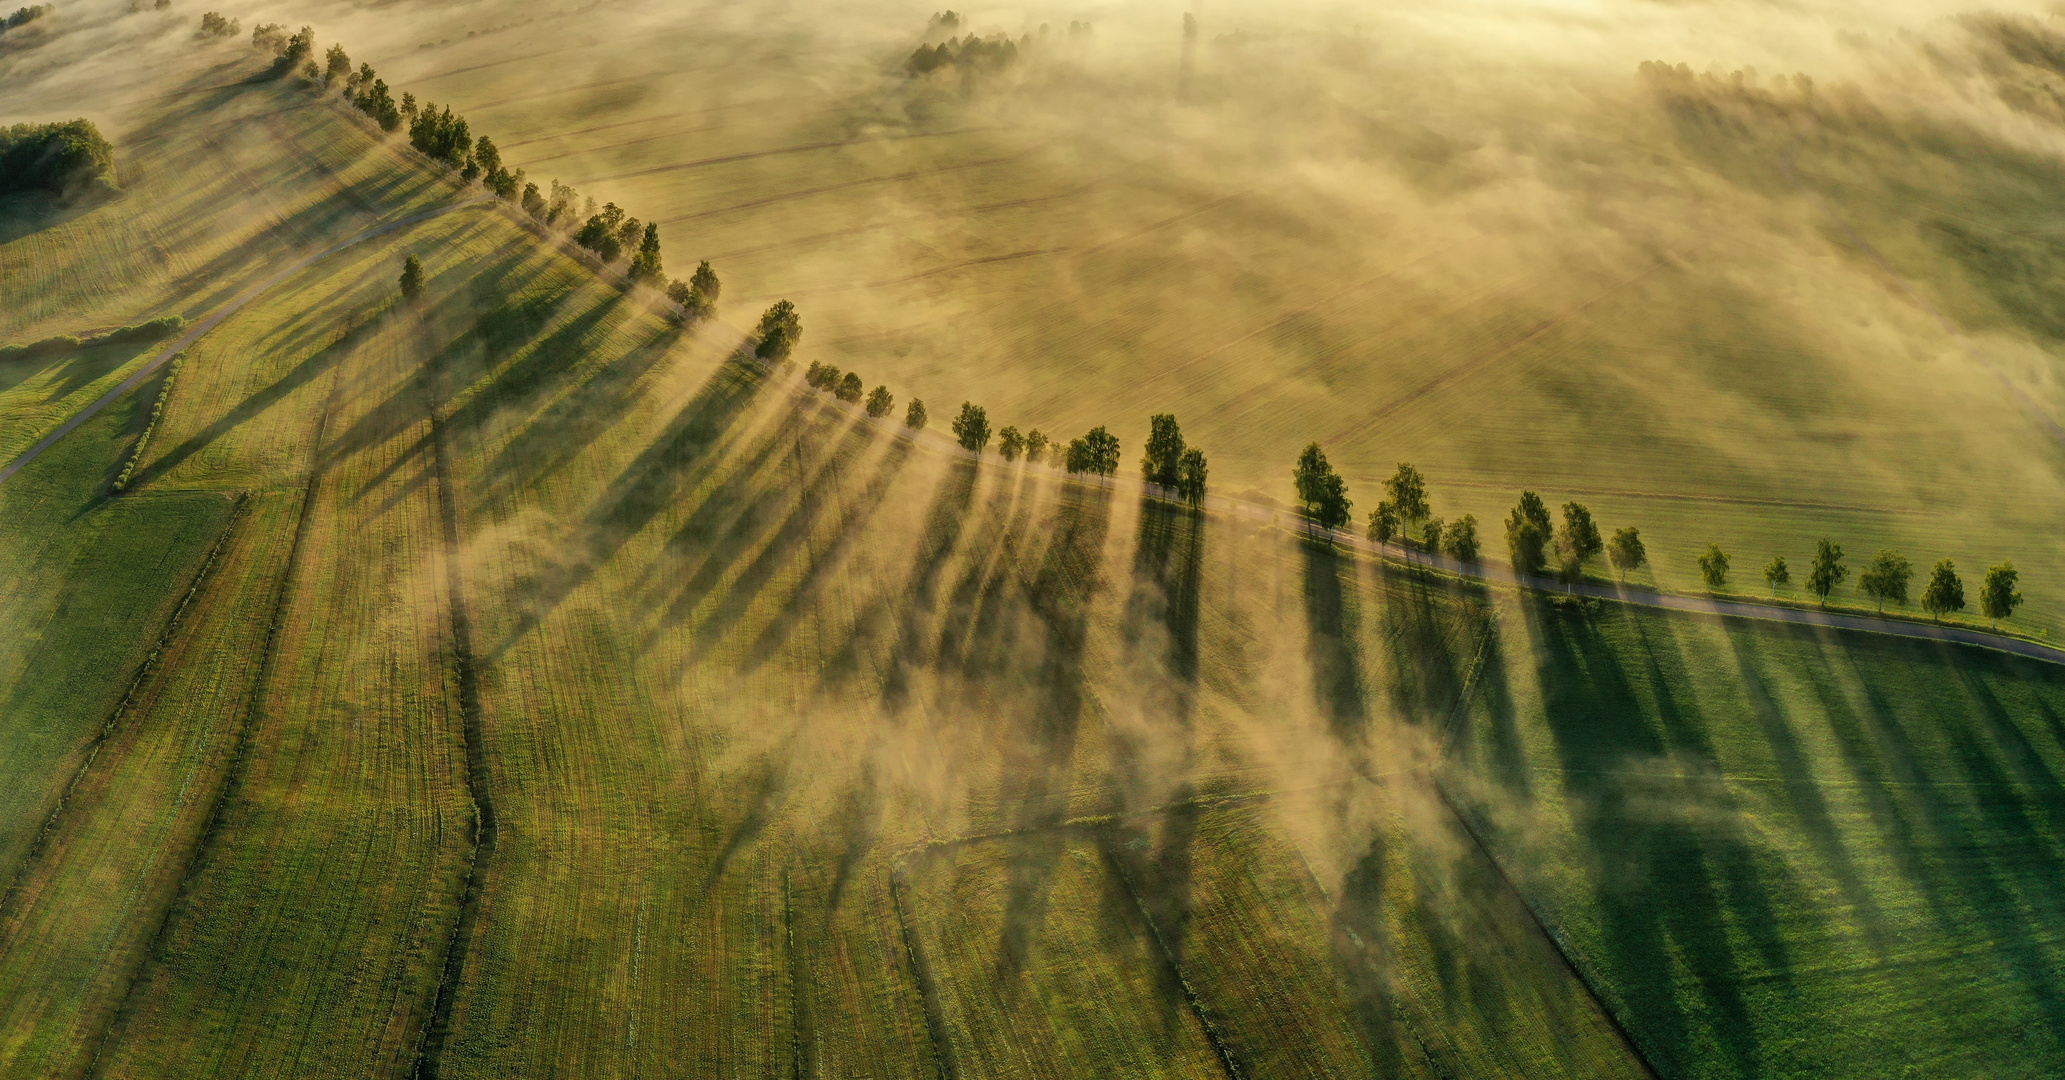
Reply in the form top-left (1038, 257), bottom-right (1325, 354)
top-left (886, 859), bottom-right (958, 1080)
top-left (1426, 779), bottom-right (1663, 1080)
top-left (1096, 828), bottom-right (1249, 1080)
top-left (0, 491), bottom-right (247, 937)
top-left (81, 362), bottom-right (348, 1079)
top-left (0, 197), bottom-right (493, 489)
top-left (407, 402), bottom-right (499, 1080)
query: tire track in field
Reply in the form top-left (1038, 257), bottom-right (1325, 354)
top-left (407, 403), bottom-right (497, 1080)
top-left (1320, 254), bottom-right (1677, 445)
top-left (79, 365), bottom-right (347, 1080)
top-left (0, 197), bottom-right (493, 489)
top-left (574, 126), bottom-right (999, 185)
top-left (656, 151), bottom-right (1034, 226)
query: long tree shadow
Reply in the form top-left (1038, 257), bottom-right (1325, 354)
top-left (482, 339), bottom-right (771, 660)
top-left (1518, 597), bottom-right (1779, 1079)
top-left (1300, 537), bottom-right (1371, 745)
top-left (1371, 562), bottom-right (1476, 729)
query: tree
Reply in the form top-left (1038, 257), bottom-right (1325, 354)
top-left (837, 372), bottom-right (863, 403)
top-left (905, 398), bottom-right (928, 430)
top-left (1981, 562), bottom-right (2023, 629)
top-left (628, 222), bottom-right (663, 282)
top-left (998, 426), bottom-right (1024, 461)
top-left (689, 260), bottom-right (721, 304)
top-left (1025, 429), bottom-right (1048, 463)
top-left (520, 181), bottom-right (546, 219)
top-left (1858, 550), bottom-right (1911, 613)
top-left (1384, 463), bottom-right (1430, 542)
top-left (324, 42), bottom-right (350, 83)
top-left (197, 11), bottom-right (238, 37)
top-left (1289, 444), bottom-right (1350, 534)
top-left (615, 216), bottom-right (644, 261)
top-left (952, 403), bottom-right (991, 453)
top-left (754, 300), bottom-right (801, 361)
top-left (1067, 426), bottom-right (1121, 476)
top-left (866, 385), bottom-right (894, 418)
top-left (1921, 559), bottom-right (1964, 621)
top-left (1142, 413), bottom-right (1183, 487)
top-left (1444, 515), bottom-right (1480, 563)
top-left (1764, 555), bottom-right (1789, 596)
top-left (1176, 448), bottom-right (1207, 507)
top-left (1421, 517), bottom-right (1445, 553)
top-left (1607, 526), bottom-right (1646, 581)
top-left (1367, 502), bottom-right (1397, 546)
top-left (1698, 544), bottom-right (1730, 590)
top-left (399, 254), bottom-right (422, 300)
top-left (1807, 539), bottom-right (1847, 604)
top-left (1556, 502), bottom-right (1603, 582)
top-left (1505, 491), bottom-right (1552, 576)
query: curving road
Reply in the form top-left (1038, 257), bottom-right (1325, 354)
top-left (0, 196), bottom-right (493, 487)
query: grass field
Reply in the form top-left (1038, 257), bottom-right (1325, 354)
top-left (2, 4), bottom-right (2065, 1078)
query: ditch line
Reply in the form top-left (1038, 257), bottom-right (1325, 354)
top-left (886, 858), bottom-right (957, 1080)
top-left (1096, 828), bottom-right (1247, 1080)
top-left (81, 366), bottom-right (348, 1080)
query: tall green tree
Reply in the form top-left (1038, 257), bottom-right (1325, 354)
top-left (1607, 526), bottom-right (1646, 581)
top-left (1505, 491), bottom-right (1552, 576)
top-left (866, 385), bottom-right (895, 418)
top-left (837, 372), bottom-right (864, 403)
top-left (1697, 544), bottom-right (1730, 590)
top-left (1443, 515), bottom-right (1480, 563)
top-left (1858, 550), bottom-right (1912, 613)
top-left (1764, 555), bottom-right (1789, 596)
top-left (998, 426), bottom-right (1024, 461)
top-left (628, 222), bottom-right (663, 282)
top-left (1142, 414), bottom-right (1184, 487)
top-left (1981, 561), bottom-right (2023, 629)
top-left (1025, 429), bottom-right (1048, 463)
top-left (1921, 558), bottom-right (1964, 620)
top-left (1290, 444), bottom-right (1350, 534)
top-left (1384, 463), bottom-right (1430, 542)
top-left (1556, 502), bottom-right (1603, 582)
top-left (1367, 502), bottom-right (1398, 546)
top-left (690, 260), bottom-right (721, 303)
top-left (1421, 517), bottom-right (1445, 553)
top-left (1806, 539), bottom-right (1847, 604)
top-left (905, 398), bottom-right (928, 430)
top-left (399, 254), bottom-right (422, 300)
top-left (324, 42), bottom-right (350, 83)
top-left (1067, 426), bottom-right (1121, 476)
top-left (754, 300), bottom-right (801, 361)
top-left (952, 403), bottom-right (991, 453)
top-left (1176, 448), bottom-right (1208, 507)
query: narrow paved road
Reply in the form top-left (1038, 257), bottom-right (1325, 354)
top-left (0, 196), bottom-right (493, 487)
top-left (811, 380), bottom-right (2065, 669)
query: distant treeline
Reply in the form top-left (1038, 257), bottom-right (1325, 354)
top-left (0, 4), bottom-right (46, 36)
top-left (0, 316), bottom-right (184, 361)
top-left (0, 118), bottom-right (116, 201)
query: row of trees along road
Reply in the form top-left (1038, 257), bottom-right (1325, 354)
top-left (255, 26), bottom-right (719, 322)
top-left (1290, 442), bottom-right (2030, 629)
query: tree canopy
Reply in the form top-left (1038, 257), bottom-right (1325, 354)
top-left (1176, 448), bottom-right (1208, 507)
top-left (1443, 515), bottom-right (1480, 563)
top-left (1556, 502), bottom-right (1602, 581)
top-left (628, 222), bottom-right (663, 282)
top-left (754, 300), bottom-right (801, 361)
top-left (1607, 527), bottom-right (1646, 580)
top-left (1697, 543), bottom-right (1730, 590)
top-left (0, 119), bottom-right (116, 200)
top-left (1764, 555), bottom-right (1789, 596)
top-left (1367, 502), bottom-right (1398, 546)
top-left (1807, 539), bottom-right (1847, 603)
top-left (399, 254), bottom-right (422, 300)
top-left (1292, 443), bottom-right (1350, 532)
top-left (1981, 562), bottom-right (2023, 627)
top-left (1067, 427), bottom-right (1122, 476)
top-left (951, 403), bottom-right (991, 453)
top-left (1921, 559), bottom-right (1965, 620)
top-left (1025, 429), bottom-right (1048, 463)
top-left (1858, 549), bottom-right (1912, 612)
top-left (1505, 491), bottom-right (1552, 576)
top-left (866, 386), bottom-right (895, 418)
top-left (1384, 463), bottom-right (1429, 537)
top-left (1142, 414), bottom-right (1184, 487)
top-left (905, 398), bottom-right (928, 430)
top-left (837, 372), bottom-right (863, 403)
top-left (998, 426), bottom-right (1024, 461)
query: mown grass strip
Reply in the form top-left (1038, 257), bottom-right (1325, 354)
top-left (0, 491), bottom-right (246, 929)
top-left (78, 370), bottom-right (344, 1079)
